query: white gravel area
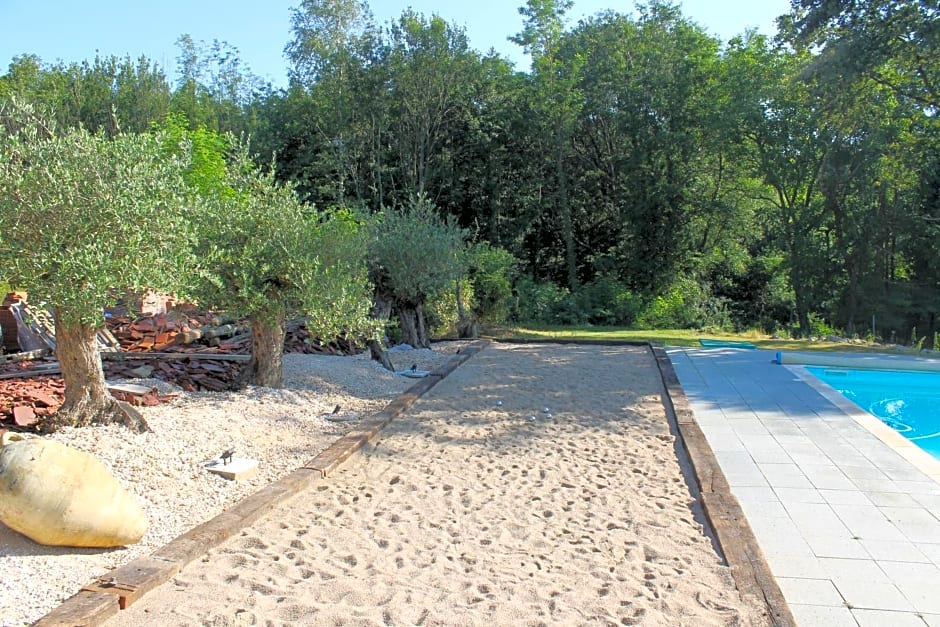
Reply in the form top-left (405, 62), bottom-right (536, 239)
top-left (0, 343), bottom-right (470, 627)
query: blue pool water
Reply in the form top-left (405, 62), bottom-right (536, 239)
top-left (807, 366), bottom-right (940, 459)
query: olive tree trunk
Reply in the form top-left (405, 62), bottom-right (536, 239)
top-left (246, 312), bottom-right (287, 388)
top-left (397, 301), bottom-right (430, 349)
top-left (52, 308), bottom-right (149, 432)
top-left (367, 285), bottom-right (395, 371)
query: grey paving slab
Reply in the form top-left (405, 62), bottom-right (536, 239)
top-left (836, 579), bottom-right (913, 612)
top-left (802, 464), bottom-right (856, 491)
top-left (852, 609), bottom-right (929, 626)
top-left (789, 603), bottom-right (858, 626)
top-left (768, 555), bottom-right (828, 579)
top-left (802, 533), bottom-right (869, 560)
top-left (775, 487), bottom-right (827, 505)
top-left (819, 489), bottom-right (873, 506)
top-left (668, 346), bottom-right (940, 626)
top-left (740, 498), bottom-right (789, 520)
top-left (880, 507), bottom-right (940, 543)
top-left (761, 463), bottom-right (815, 489)
top-left (918, 542), bottom-right (940, 567)
top-left (868, 491), bottom-right (922, 507)
top-left (776, 577), bottom-right (844, 605)
top-left (733, 485), bottom-right (779, 503)
top-left (860, 539), bottom-right (931, 563)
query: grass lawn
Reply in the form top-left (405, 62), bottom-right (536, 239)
top-left (486, 325), bottom-right (928, 356)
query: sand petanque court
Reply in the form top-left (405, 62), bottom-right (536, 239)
top-left (110, 343), bottom-right (764, 625)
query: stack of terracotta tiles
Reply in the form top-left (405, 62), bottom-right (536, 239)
top-left (104, 311), bottom-right (249, 353)
top-left (0, 364), bottom-right (63, 428)
top-left (102, 358), bottom-right (242, 393)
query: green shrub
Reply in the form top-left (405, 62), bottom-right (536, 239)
top-left (807, 313), bottom-right (839, 338)
top-left (569, 277), bottom-right (628, 326)
top-left (510, 274), bottom-right (738, 330)
top-left (425, 279), bottom-right (474, 337)
top-left (467, 243), bottom-right (516, 324)
top-left (513, 276), bottom-right (569, 323)
top-left (635, 276), bottom-right (730, 330)
top-left (548, 294), bottom-right (589, 325)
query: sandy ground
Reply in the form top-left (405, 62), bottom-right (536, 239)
top-left (109, 343), bottom-right (761, 626)
top-left (0, 344), bottom-right (468, 627)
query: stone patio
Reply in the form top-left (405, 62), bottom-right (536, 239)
top-left (668, 347), bottom-right (940, 626)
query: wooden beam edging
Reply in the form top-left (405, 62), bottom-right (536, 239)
top-left (31, 590), bottom-right (119, 627)
top-left (35, 340), bottom-right (489, 626)
top-left (649, 341), bottom-right (796, 627)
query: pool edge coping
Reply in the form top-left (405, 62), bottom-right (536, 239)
top-left (789, 364), bottom-right (940, 484)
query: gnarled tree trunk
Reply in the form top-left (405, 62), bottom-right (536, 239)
top-left (52, 308), bottom-right (149, 432)
top-left (397, 301), bottom-right (430, 349)
top-left (246, 311), bottom-right (286, 388)
top-left (367, 285), bottom-right (395, 371)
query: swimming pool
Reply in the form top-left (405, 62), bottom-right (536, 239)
top-left (807, 366), bottom-right (940, 459)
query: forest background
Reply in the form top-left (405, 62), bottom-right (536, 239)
top-left (2, 0), bottom-right (939, 346)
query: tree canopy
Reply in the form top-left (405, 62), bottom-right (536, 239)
top-left (0, 102), bottom-right (197, 326)
top-left (4, 0), bottom-right (940, 348)
top-left (368, 196), bottom-right (467, 348)
top-left (159, 118), bottom-right (375, 386)
top-left (0, 102), bottom-right (199, 428)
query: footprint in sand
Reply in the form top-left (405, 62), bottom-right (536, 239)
top-left (620, 607), bottom-right (647, 625)
top-left (278, 604), bottom-right (316, 622)
top-left (230, 608), bottom-right (257, 626)
top-left (249, 581), bottom-right (275, 595)
top-left (241, 536), bottom-right (268, 550)
top-left (226, 554), bottom-right (249, 569)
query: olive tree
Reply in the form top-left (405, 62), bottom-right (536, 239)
top-left (368, 197), bottom-right (467, 351)
top-left (195, 144), bottom-right (375, 387)
top-left (0, 102), bottom-right (198, 430)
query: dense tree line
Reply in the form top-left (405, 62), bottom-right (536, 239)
top-left (3, 0), bottom-right (939, 345)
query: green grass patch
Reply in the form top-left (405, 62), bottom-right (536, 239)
top-left (487, 325), bottom-right (922, 356)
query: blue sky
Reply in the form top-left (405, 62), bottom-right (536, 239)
top-left (0, 1), bottom-right (791, 87)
